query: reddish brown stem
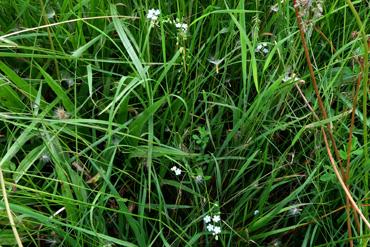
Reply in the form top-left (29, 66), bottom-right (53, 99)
top-left (293, 2), bottom-right (344, 175)
top-left (293, 1), bottom-right (369, 243)
top-left (345, 68), bottom-right (363, 234)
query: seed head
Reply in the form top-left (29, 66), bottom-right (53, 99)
top-left (54, 107), bottom-right (69, 120)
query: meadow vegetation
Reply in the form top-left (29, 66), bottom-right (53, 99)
top-left (0, 0), bottom-right (369, 246)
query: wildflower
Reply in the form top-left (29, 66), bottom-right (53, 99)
top-left (147, 9), bottom-right (160, 22)
top-left (253, 210), bottom-right (259, 216)
top-left (195, 175), bottom-right (203, 184)
top-left (213, 226), bottom-right (221, 235)
top-left (61, 71), bottom-right (74, 87)
top-left (63, 78), bottom-right (74, 87)
top-left (206, 224), bottom-right (214, 232)
top-left (204, 213), bottom-right (222, 240)
top-left (255, 42), bottom-right (269, 54)
top-left (212, 215), bottom-right (221, 223)
top-left (54, 106), bottom-right (69, 120)
top-left (203, 215), bottom-right (212, 223)
top-left (46, 8), bottom-right (55, 19)
top-left (288, 206), bottom-right (302, 216)
top-left (175, 22), bottom-right (188, 32)
top-left (170, 166), bottom-right (182, 176)
top-left (282, 73), bottom-right (292, 82)
top-left (282, 71), bottom-right (304, 84)
top-left (271, 4), bottom-right (279, 12)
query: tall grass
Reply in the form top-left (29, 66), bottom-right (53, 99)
top-left (0, 0), bottom-right (369, 246)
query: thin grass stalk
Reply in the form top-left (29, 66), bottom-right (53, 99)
top-left (345, 67), bottom-right (363, 234)
top-left (295, 82), bottom-right (364, 245)
top-left (0, 16), bottom-right (138, 40)
top-left (293, 0), bottom-right (368, 242)
top-left (344, 1), bottom-right (369, 230)
top-left (38, 0), bottom-right (60, 79)
top-left (320, 127), bottom-right (370, 229)
top-left (293, 1), bottom-right (344, 176)
top-left (0, 169), bottom-right (23, 247)
top-left (296, 81), bottom-right (357, 245)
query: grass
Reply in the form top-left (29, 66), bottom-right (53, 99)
top-left (0, 0), bottom-right (369, 246)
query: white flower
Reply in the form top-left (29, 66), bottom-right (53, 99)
top-left (147, 9), bottom-right (160, 22)
top-left (282, 72), bottom-right (304, 84)
top-left (170, 166), bottom-right (182, 176)
top-left (206, 224), bottom-right (214, 232)
top-left (195, 175), bottom-right (203, 183)
top-left (289, 206), bottom-right (302, 216)
top-left (213, 226), bottom-right (221, 235)
top-left (282, 74), bottom-right (292, 82)
top-left (61, 71), bottom-right (74, 87)
top-left (271, 4), bottom-right (279, 12)
top-left (255, 42), bottom-right (269, 54)
top-left (212, 215), bottom-right (221, 223)
top-left (46, 9), bottom-right (55, 19)
top-left (175, 22), bottom-right (188, 32)
top-left (253, 210), bottom-right (259, 216)
top-left (203, 215), bottom-right (211, 223)
top-left (174, 168), bottom-right (181, 176)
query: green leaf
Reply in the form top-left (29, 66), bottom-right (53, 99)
top-left (110, 4), bottom-right (146, 80)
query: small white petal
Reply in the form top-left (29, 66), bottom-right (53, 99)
top-left (212, 215), bottom-right (221, 223)
top-left (171, 166), bottom-right (177, 171)
top-left (213, 226), bottom-right (221, 234)
top-left (263, 48), bottom-right (269, 54)
top-left (203, 215), bottom-right (211, 223)
top-left (206, 224), bottom-right (214, 232)
top-left (46, 9), bottom-right (55, 19)
top-left (175, 168), bottom-right (182, 175)
top-left (195, 175), bottom-right (203, 183)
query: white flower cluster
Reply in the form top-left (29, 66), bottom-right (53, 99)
top-left (175, 22), bottom-right (188, 32)
top-left (170, 166), bottom-right (182, 176)
top-left (146, 9), bottom-right (189, 34)
top-left (282, 72), bottom-right (304, 84)
top-left (203, 214), bottom-right (222, 240)
top-left (147, 9), bottom-right (160, 22)
top-left (255, 42), bottom-right (269, 55)
top-left (271, 0), bottom-right (287, 13)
